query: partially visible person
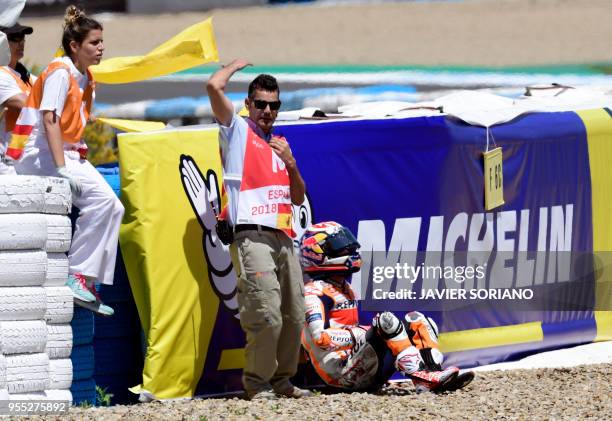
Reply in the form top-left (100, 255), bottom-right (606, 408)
top-left (9, 5), bottom-right (123, 316)
top-left (0, 22), bottom-right (34, 175)
top-left (207, 60), bottom-right (310, 400)
top-left (0, 33), bottom-right (8, 66)
top-left (300, 221), bottom-right (475, 393)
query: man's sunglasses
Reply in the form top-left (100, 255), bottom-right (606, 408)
top-left (252, 99), bottom-right (282, 111)
top-left (7, 35), bottom-right (25, 43)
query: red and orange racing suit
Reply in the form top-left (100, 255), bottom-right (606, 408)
top-left (301, 278), bottom-right (441, 390)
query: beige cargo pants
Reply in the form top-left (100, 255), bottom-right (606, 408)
top-left (234, 228), bottom-right (305, 395)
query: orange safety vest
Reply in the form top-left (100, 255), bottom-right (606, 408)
top-left (6, 60), bottom-right (94, 160)
top-left (236, 126), bottom-right (295, 237)
top-left (0, 66), bottom-right (33, 133)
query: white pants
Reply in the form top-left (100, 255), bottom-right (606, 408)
top-left (0, 162), bottom-right (16, 175)
top-left (16, 146), bottom-right (124, 285)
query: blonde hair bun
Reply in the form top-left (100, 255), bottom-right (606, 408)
top-left (64, 5), bottom-right (86, 27)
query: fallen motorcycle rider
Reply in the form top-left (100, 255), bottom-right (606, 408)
top-left (299, 221), bottom-right (475, 393)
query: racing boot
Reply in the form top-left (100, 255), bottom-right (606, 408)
top-left (409, 366), bottom-right (459, 393)
top-left (393, 347), bottom-right (459, 393)
top-left (438, 368), bottom-right (475, 392)
top-left (417, 348), bottom-right (475, 392)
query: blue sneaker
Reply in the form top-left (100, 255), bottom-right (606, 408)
top-left (87, 283), bottom-right (115, 317)
top-left (96, 302), bottom-right (114, 317)
top-left (66, 273), bottom-right (96, 303)
top-left (77, 299), bottom-right (115, 317)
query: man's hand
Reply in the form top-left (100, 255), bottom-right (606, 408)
top-left (269, 136), bottom-right (296, 170)
top-left (56, 166), bottom-right (82, 197)
top-left (270, 135), bottom-right (305, 205)
top-left (206, 58), bottom-right (252, 127)
top-left (223, 58), bottom-right (252, 72)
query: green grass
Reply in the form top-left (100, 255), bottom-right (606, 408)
top-left (177, 62), bottom-right (612, 76)
top-left (96, 386), bottom-right (114, 407)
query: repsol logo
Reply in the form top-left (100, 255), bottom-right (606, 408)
top-left (335, 300), bottom-right (357, 310)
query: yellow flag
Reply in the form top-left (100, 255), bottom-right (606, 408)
top-left (90, 17), bottom-right (218, 84)
top-left (97, 117), bottom-right (166, 133)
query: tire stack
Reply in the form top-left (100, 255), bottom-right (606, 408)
top-left (93, 164), bottom-right (143, 405)
top-left (0, 175), bottom-right (73, 404)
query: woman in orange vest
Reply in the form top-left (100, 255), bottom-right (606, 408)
top-left (0, 22), bottom-right (35, 175)
top-left (12, 6), bottom-right (123, 316)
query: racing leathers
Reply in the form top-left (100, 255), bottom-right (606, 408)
top-left (301, 277), bottom-right (451, 391)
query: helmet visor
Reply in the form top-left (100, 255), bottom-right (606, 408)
top-left (321, 227), bottom-right (360, 257)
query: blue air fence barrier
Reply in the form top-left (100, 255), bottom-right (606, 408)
top-left (116, 109), bottom-right (612, 397)
top-left (70, 378), bottom-right (97, 406)
top-left (280, 111), bottom-right (604, 371)
top-left (71, 344), bottom-right (95, 381)
top-left (81, 163), bottom-right (144, 405)
top-left (71, 307), bottom-right (94, 346)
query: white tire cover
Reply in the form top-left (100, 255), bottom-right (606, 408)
top-left (42, 177), bottom-right (71, 215)
top-left (0, 176), bottom-right (45, 214)
top-left (0, 320), bottom-right (47, 355)
top-left (45, 324), bottom-right (72, 359)
top-left (0, 389), bottom-right (8, 412)
top-left (45, 253), bottom-right (69, 287)
top-left (45, 389), bottom-right (72, 403)
top-left (0, 287), bottom-right (46, 321)
top-left (0, 214), bottom-right (47, 251)
top-left (44, 286), bottom-right (73, 324)
top-left (5, 353), bottom-right (50, 393)
top-left (48, 359), bottom-right (72, 390)
top-left (0, 250), bottom-right (47, 287)
top-left (44, 215), bottom-right (71, 253)
top-left (8, 391), bottom-right (46, 400)
top-left (0, 355), bottom-right (6, 388)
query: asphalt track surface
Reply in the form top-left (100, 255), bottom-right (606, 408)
top-left (96, 80), bottom-right (342, 105)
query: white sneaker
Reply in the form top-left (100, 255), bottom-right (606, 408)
top-left (248, 389), bottom-right (279, 401)
top-left (274, 386), bottom-right (313, 398)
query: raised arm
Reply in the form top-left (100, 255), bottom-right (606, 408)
top-left (206, 59), bottom-right (251, 127)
